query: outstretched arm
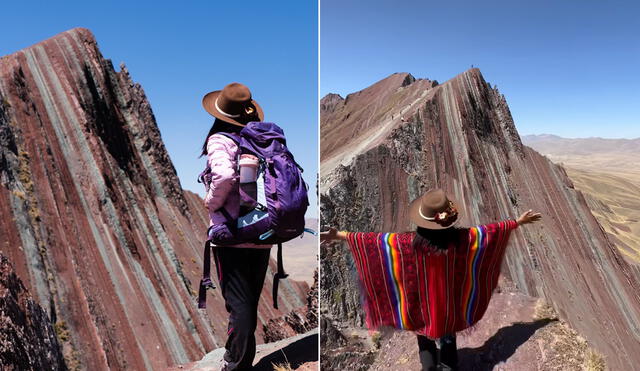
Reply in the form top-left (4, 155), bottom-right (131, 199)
top-left (516, 209), bottom-right (542, 226)
top-left (320, 227), bottom-right (348, 242)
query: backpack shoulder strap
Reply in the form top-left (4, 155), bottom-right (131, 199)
top-left (197, 240), bottom-right (216, 308)
top-left (272, 242), bottom-right (288, 309)
top-left (215, 132), bottom-right (241, 144)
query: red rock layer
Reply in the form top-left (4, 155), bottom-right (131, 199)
top-left (0, 28), bottom-right (307, 370)
top-left (320, 69), bottom-right (640, 370)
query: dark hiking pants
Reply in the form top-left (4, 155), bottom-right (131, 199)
top-left (417, 334), bottom-right (458, 371)
top-left (214, 246), bottom-right (271, 370)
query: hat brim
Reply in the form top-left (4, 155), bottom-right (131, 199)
top-left (201, 90), bottom-right (264, 127)
top-left (409, 193), bottom-right (463, 230)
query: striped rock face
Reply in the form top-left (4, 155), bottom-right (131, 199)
top-left (0, 28), bottom-right (308, 370)
top-left (320, 69), bottom-right (640, 370)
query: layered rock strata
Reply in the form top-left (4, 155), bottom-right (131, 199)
top-left (264, 269), bottom-right (319, 342)
top-left (320, 69), bottom-right (640, 370)
top-left (0, 254), bottom-right (67, 370)
top-left (0, 28), bottom-right (307, 370)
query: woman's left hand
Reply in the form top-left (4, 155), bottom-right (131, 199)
top-left (517, 210), bottom-right (542, 225)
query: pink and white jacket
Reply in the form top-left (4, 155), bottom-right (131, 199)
top-left (203, 133), bottom-right (270, 248)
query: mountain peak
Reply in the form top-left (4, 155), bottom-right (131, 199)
top-left (2, 28), bottom-right (96, 58)
top-left (320, 93), bottom-right (344, 114)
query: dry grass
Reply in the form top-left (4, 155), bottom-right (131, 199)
top-left (54, 321), bottom-right (70, 342)
top-left (54, 319), bottom-right (81, 370)
top-left (530, 305), bottom-right (608, 370)
top-left (11, 189), bottom-right (26, 200)
top-left (17, 149), bottom-right (42, 222)
top-left (584, 348), bottom-right (606, 371)
top-left (272, 362), bottom-right (294, 371)
top-left (370, 331), bottom-right (381, 349)
top-left (533, 299), bottom-right (558, 321)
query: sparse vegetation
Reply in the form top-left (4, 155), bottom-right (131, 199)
top-left (584, 349), bottom-right (606, 371)
top-left (371, 331), bottom-right (381, 349)
top-left (28, 206), bottom-right (41, 222)
top-left (17, 150), bottom-right (32, 189)
top-left (332, 290), bottom-right (342, 304)
top-left (54, 320), bottom-right (70, 342)
top-left (39, 241), bottom-right (46, 255)
top-left (272, 362), bottom-right (293, 371)
top-left (17, 149), bottom-right (42, 222)
top-left (11, 189), bottom-right (26, 200)
top-left (533, 299), bottom-right (558, 321)
top-left (63, 348), bottom-right (82, 371)
top-left (55, 319), bottom-right (82, 370)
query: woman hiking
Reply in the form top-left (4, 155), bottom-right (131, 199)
top-left (199, 82), bottom-right (271, 371)
top-left (321, 188), bottom-right (541, 370)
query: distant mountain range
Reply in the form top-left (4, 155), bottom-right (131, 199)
top-left (522, 134), bottom-right (640, 156)
top-left (523, 134), bottom-right (640, 263)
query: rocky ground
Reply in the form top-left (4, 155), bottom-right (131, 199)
top-left (0, 254), bottom-right (67, 370)
top-left (168, 270), bottom-right (318, 371)
top-left (263, 270), bottom-right (319, 343)
top-left (168, 329), bottom-right (319, 371)
top-left (322, 279), bottom-right (605, 371)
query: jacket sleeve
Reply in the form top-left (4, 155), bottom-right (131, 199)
top-left (203, 134), bottom-right (238, 212)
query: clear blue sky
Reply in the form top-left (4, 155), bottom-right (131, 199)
top-left (1, 1), bottom-right (318, 217)
top-left (322, 0), bottom-right (639, 139)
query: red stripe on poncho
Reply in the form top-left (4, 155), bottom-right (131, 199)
top-left (345, 220), bottom-right (518, 338)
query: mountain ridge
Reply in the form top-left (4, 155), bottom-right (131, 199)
top-left (0, 28), bottom-right (308, 370)
top-left (320, 68), bottom-right (640, 370)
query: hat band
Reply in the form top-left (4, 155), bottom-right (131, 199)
top-left (215, 97), bottom-right (241, 118)
top-left (418, 205), bottom-right (460, 227)
top-left (418, 206), bottom-right (436, 221)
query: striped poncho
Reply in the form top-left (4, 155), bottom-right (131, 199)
top-left (345, 220), bottom-right (518, 339)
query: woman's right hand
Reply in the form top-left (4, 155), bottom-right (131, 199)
top-left (320, 227), bottom-right (347, 242)
top-left (517, 209), bottom-right (542, 225)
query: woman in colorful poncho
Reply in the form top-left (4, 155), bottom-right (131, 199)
top-left (321, 188), bottom-right (541, 370)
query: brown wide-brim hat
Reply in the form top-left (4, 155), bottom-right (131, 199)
top-left (409, 188), bottom-right (463, 230)
top-left (202, 82), bottom-right (264, 127)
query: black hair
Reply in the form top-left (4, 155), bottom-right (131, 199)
top-left (412, 226), bottom-right (461, 251)
top-left (200, 118), bottom-right (244, 157)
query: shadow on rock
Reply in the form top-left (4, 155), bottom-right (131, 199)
top-left (458, 318), bottom-right (556, 370)
top-left (253, 333), bottom-right (319, 370)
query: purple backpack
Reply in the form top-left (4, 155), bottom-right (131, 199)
top-left (197, 122), bottom-right (310, 309)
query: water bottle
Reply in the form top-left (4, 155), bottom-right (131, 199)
top-left (239, 154), bottom-right (259, 214)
